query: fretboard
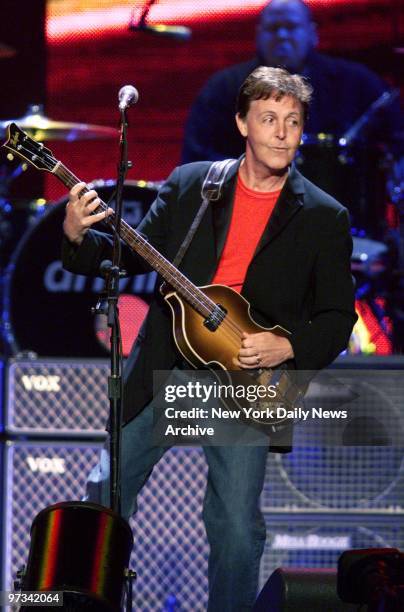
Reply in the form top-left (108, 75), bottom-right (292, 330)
top-left (54, 162), bottom-right (215, 318)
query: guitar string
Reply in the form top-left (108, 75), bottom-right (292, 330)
top-left (23, 146), bottom-right (254, 364)
top-left (57, 164), bottom-right (220, 320)
top-left (14, 141), bottom-right (255, 354)
top-left (13, 123), bottom-right (282, 403)
top-left (14, 142), bottom-right (247, 350)
top-left (15, 143), bottom-right (220, 321)
top-left (55, 161), bottom-right (246, 347)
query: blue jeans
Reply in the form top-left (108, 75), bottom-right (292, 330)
top-left (85, 376), bottom-right (268, 611)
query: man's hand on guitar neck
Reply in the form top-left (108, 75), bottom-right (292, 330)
top-left (234, 331), bottom-right (294, 369)
top-left (63, 182), bottom-right (113, 245)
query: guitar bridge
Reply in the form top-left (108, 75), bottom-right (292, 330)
top-left (204, 304), bottom-right (227, 331)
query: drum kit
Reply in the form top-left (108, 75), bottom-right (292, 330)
top-left (0, 104), bottom-right (161, 357)
top-left (0, 103), bottom-right (401, 358)
top-left (295, 128), bottom-right (403, 354)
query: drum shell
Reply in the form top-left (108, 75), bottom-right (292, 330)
top-left (3, 180), bottom-right (159, 357)
top-left (0, 197), bottom-right (45, 268)
top-left (22, 501), bottom-right (133, 612)
top-left (296, 138), bottom-right (386, 237)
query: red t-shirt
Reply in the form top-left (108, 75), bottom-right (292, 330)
top-left (211, 173), bottom-right (281, 293)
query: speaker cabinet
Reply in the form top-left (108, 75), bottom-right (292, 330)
top-left (254, 568), bottom-right (357, 611)
top-left (2, 442), bottom-right (209, 611)
top-left (3, 439), bottom-right (404, 610)
top-left (3, 358), bottom-right (404, 610)
top-left (262, 368), bottom-right (404, 513)
top-left (259, 514), bottom-right (404, 592)
top-left (5, 359), bottom-right (110, 435)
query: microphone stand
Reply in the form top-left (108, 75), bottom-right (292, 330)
top-left (17, 103), bottom-right (136, 612)
top-left (87, 104), bottom-right (136, 610)
top-left (107, 106), bottom-right (131, 515)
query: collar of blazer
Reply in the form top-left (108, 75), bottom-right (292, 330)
top-left (212, 155), bottom-right (305, 260)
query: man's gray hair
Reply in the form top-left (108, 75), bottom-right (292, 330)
top-left (237, 66), bottom-right (313, 121)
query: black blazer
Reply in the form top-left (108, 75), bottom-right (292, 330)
top-left (62, 158), bottom-right (357, 426)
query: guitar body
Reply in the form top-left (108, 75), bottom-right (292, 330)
top-left (164, 283), bottom-right (289, 371)
top-left (164, 284), bottom-right (298, 427)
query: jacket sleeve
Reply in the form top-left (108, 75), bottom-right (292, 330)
top-left (289, 207), bottom-right (358, 369)
top-left (61, 167), bottom-right (180, 277)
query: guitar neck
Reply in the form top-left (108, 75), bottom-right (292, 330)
top-left (53, 162), bottom-right (214, 318)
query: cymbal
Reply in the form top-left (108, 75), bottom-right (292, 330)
top-left (0, 105), bottom-right (118, 141)
top-left (0, 42), bottom-right (16, 59)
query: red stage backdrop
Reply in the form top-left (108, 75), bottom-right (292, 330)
top-left (44, 0), bottom-right (399, 201)
top-left (43, 0), bottom-right (400, 356)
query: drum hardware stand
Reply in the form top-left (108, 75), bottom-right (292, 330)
top-left (1, 155), bottom-right (28, 196)
top-left (14, 565), bottom-right (25, 590)
top-left (391, 206), bottom-right (404, 351)
top-left (124, 569), bottom-right (137, 611)
top-left (340, 89), bottom-right (399, 146)
top-left (384, 164), bottom-right (404, 351)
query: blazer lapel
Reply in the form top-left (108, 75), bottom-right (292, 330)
top-left (252, 165), bottom-right (305, 258)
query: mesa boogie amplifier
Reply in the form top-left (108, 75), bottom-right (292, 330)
top-left (5, 359), bottom-right (110, 436)
top-left (261, 367), bottom-right (404, 513)
top-left (262, 445), bottom-right (404, 513)
top-left (259, 513), bottom-right (404, 590)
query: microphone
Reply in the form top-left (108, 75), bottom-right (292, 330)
top-left (130, 23), bottom-right (192, 41)
top-left (118, 85), bottom-right (139, 111)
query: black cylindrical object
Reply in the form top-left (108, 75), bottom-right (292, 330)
top-left (21, 501), bottom-right (133, 611)
top-left (253, 567), bottom-right (357, 611)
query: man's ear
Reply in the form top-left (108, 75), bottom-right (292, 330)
top-left (235, 113), bottom-right (248, 138)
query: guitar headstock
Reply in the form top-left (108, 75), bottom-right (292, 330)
top-left (2, 123), bottom-right (58, 173)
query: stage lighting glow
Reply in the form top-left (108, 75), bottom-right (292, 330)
top-left (47, 1), bottom-right (263, 42)
top-left (47, 0), bottom-right (359, 42)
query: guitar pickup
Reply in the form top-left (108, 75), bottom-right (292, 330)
top-left (203, 304), bottom-right (227, 331)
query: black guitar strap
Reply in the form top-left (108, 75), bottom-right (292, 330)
top-left (171, 158), bottom-right (238, 268)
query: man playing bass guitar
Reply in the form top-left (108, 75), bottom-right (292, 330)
top-left (62, 67), bottom-right (357, 611)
